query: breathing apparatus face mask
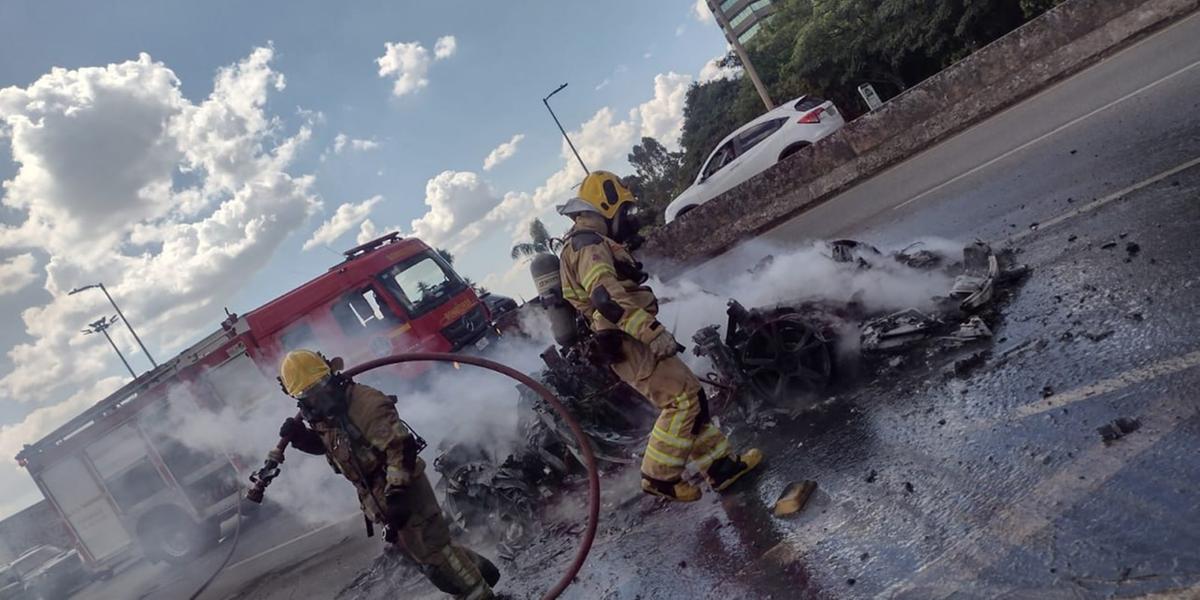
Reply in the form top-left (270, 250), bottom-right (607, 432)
top-left (295, 375), bottom-right (349, 423)
top-left (610, 203), bottom-right (644, 250)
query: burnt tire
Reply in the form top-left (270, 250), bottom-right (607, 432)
top-left (738, 314), bottom-right (833, 410)
top-left (138, 508), bottom-right (219, 565)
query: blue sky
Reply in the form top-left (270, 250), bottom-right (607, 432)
top-left (0, 1), bottom-right (730, 516)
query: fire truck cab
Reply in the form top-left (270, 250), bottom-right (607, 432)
top-left (14, 233), bottom-right (496, 572)
top-left (247, 232), bottom-right (496, 366)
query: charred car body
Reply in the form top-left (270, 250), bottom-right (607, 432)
top-left (428, 240), bottom-right (1028, 555)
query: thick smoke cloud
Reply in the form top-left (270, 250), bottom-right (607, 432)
top-left (647, 238), bottom-right (959, 369)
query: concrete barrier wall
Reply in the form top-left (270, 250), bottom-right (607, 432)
top-left (643, 0), bottom-right (1200, 272)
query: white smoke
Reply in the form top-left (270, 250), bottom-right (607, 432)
top-left (152, 323), bottom-right (559, 527)
top-left (647, 238), bottom-right (959, 369)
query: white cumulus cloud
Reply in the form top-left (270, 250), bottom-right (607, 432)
top-left (303, 195), bottom-right (383, 250)
top-left (692, 0), bottom-right (713, 22)
top-left (0, 254), bottom-right (37, 295)
top-left (637, 72), bottom-right (692, 149)
top-left (333, 133), bottom-right (381, 154)
top-left (482, 134), bottom-right (525, 171)
top-left (376, 35), bottom-right (456, 97)
top-left (409, 170), bottom-right (503, 252)
top-left (397, 70), bottom-right (696, 300)
top-left (434, 35), bottom-right (457, 59)
top-left (699, 54), bottom-right (742, 83)
top-left (0, 47), bottom-right (318, 412)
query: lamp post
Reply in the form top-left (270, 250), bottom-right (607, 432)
top-left (69, 283), bottom-right (157, 368)
top-left (82, 316), bottom-right (137, 379)
top-left (542, 83), bottom-right (589, 175)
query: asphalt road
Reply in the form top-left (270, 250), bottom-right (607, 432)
top-left (77, 11), bottom-right (1200, 600)
top-left (763, 10), bottom-right (1200, 250)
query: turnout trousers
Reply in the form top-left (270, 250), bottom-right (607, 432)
top-left (610, 336), bottom-right (732, 484)
top-left (385, 471), bottom-right (492, 599)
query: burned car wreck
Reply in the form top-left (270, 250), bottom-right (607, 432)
top-left (694, 240), bottom-right (1029, 421)
top-left (425, 239), bottom-right (1028, 557)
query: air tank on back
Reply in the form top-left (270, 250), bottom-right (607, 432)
top-left (530, 252), bottom-right (579, 347)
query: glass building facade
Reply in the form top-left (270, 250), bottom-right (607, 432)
top-left (711, 0), bottom-right (776, 44)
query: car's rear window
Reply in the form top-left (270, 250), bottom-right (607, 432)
top-left (794, 96), bottom-right (826, 111)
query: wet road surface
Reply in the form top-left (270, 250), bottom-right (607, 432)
top-left (79, 12), bottom-right (1200, 600)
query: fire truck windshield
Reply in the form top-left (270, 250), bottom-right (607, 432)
top-left (378, 252), bottom-right (465, 317)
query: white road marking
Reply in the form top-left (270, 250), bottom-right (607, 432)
top-left (224, 513), bottom-right (359, 573)
top-left (892, 54), bottom-right (1200, 212)
top-left (1007, 154), bottom-right (1200, 243)
top-left (879, 348), bottom-right (1200, 596)
top-left (882, 395), bottom-right (1198, 598)
top-left (1015, 349), bottom-right (1200, 418)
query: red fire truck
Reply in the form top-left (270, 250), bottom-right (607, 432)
top-left (14, 233), bottom-right (497, 570)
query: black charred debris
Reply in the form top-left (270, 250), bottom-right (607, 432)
top-left (1097, 417), bottom-right (1141, 444)
top-left (420, 239), bottom-right (1030, 561)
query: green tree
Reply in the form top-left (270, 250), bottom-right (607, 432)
top-left (510, 218), bottom-right (563, 260)
top-left (436, 248), bottom-right (454, 264)
top-left (623, 137), bottom-right (687, 230)
top-left (673, 0), bottom-right (1048, 167)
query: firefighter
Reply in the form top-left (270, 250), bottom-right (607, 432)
top-left (556, 171), bottom-right (763, 502)
top-left (277, 349), bottom-right (499, 599)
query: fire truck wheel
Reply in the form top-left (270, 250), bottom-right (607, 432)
top-left (138, 508), bottom-right (219, 564)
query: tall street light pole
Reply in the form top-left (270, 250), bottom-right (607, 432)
top-left (83, 316), bottom-right (137, 379)
top-left (706, 0), bottom-right (775, 111)
top-left (542, 83), bottom-right (589, 175)
top-left (69, 282), bottom-right (158, 368)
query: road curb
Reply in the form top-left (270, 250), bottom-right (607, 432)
top-left (644, 0), bottom-right (1200, 275)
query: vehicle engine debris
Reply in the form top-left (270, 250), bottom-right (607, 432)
top-left (426, 238), bottom-right (1029, 556)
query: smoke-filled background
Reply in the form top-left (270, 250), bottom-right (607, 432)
top-left (158, 310), bottom-right (560, 526)
top-left (152, 236), bottom-right (958, 527)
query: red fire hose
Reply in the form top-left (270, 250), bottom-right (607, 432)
top-left (343, 353), bottom-right (600, 600)
top-left (227, 353), bottom-right (600, 600)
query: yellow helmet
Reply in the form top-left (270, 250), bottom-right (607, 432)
top-left (556, 170), bottom-right (635, 220)
top-left (279, 349), bottom-right (332, 398)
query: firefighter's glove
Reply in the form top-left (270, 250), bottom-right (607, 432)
top-left (647, 328), bottom-right (680, 360)
top-left (279, 416), bottom-right (306, 439)
top-left (384, 491), bottom-right (413, 529)
top-left (279, 417), bottom-right (325, 456)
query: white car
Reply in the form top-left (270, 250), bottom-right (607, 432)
top-left (665, 95), bottom-right (846, 223)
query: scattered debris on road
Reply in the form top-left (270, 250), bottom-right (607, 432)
top-left (950, 350), bottom-right (989, 378)
top-left (773, 480), bottom-right (818, 516)
top-left (862, 309), bottom-right (941, 354)
top-left (1097, 417), bottom-right (1141, 443)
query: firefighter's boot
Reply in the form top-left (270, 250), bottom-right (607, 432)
top-left (706, 448), bottom-right (764, 492)
top-left (641, 477), bottom-right (702, 502)
top-left (464, 548), bottom-right (500, 587)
